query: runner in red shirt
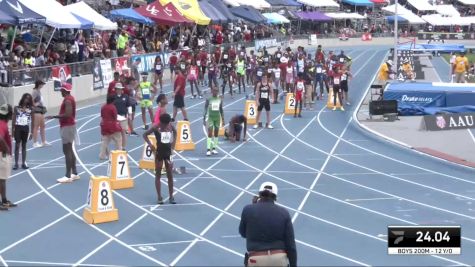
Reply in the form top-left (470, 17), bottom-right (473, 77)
top-left (187, 60), bottom-right (202, 99)
top-left (107, 72), bottom-right (120, 96)
top-left (172, 69), bottom-right (189, 122)
top-left (99, 95), bottom-right (122, 160)
top-left (0, 104), bottom-right (16, 210)
top-left (198, 49), bottom-right (208, 86)
top-left (169, 51), bottom-right (178, 82)
top-left (46, 83), bottom-right (80, 183)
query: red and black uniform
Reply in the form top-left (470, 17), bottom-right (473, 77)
top-left (332, 72), bottom-right (343, 106)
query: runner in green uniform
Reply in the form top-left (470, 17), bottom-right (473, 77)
top-left (203, 87), bottom-right (224, 156)
top-left (138, 72), bottom-right (157, 130)
top-left (236, 55), bottom-right (246, 94)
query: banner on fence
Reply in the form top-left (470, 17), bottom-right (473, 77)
top-left (255, 39), bottom-right (279, 51)
top-left (100, 59), bottom-right (113, 88)
top-left (52, 65), bottom-right (72, 91)
top-left (92, 59), bottom-right (104, 90)
top-left (114, 57), bottom-right (130, 77)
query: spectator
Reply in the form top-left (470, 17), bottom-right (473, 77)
top-left (99, 94), bottom-right (122, 160)
top-left (239, 182), bottom-right (297, 267)
top-left (31, 80), bottom-right (50, 147)
top-left (0, 104), bottom-right (16, 211)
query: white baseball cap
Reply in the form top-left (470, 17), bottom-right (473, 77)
top-left (386, 60), bottom-right (393, 66)
top-left (259, 182), bottom-right (278, 196)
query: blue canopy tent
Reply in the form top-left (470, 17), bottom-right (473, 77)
top-left (263, 13), bottom-right (291, 24)
top-left (208, 0), bottom-right (238, 22)
top-left (0, 0), bottom-right (46, 25)
top-left (0, 9), bottom-right (16, 25)
top-left (342, 0), bottom-right (374, 6)
top-left (230, 5), bottom-right (267, 24)
top-left (109, 8), bottom-right (154, 25)
top-left (386, 15), bottom-right (408, 23)
top-left (199, 0), bottom-right (228, 23)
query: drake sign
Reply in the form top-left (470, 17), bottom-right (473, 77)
top-left (424, 112), bottom-right (475, 131)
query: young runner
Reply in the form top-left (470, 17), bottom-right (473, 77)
top-left (285, 60), bottom-right (295, 93)
top-left (153, 56), bottom-right (164, 93)
top-left (203, 88), bottom-right (224, 156)
top-left (207, 57), bottom-right (219, 88)
top-left (153, 94), bottom-right (168, 126)
top-left (11, 93), bottom-right (34, 170)
top-left (225, 114), bottom-right (247, 142)
top-left (169, 51), bottom-right (178, 82)
top-left (272, 61), bottom-right (281, 104)
top-left (0, 104), bottom-right (17, 210)
top-left (340, 65), bottom-right (353, 105)
top-left (143, 113), bottom-right (177, 205)
top-left (187, 60), bottom-right (202, 99)
top-left (294, 74), bottom-right (305, 117)
top-left (137, 72), bottom-right (156, 130)
top-left (332, 67), bottom-right (345, 111)
top-left (236, 55), bottom-right (246, 94)
top-left (221, 61), bottom-right (233, 98)
top-left (172, 68), bottom-right (189, 122)
top-left (254, 75), bottom-right (274, 129)
top-left (304, 63), bottom-right (315, 110)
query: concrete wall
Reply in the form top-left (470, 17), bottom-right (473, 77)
top-left (0, 74), bottom-right (107, 110)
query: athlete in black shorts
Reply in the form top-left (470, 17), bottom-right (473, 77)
top-left (143, 113), bottom-right (177, 204)
top-left (254, 75), bottom-right (274, 129)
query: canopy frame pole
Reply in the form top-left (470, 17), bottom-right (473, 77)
top-left (46, 28), bottom-right (57, 49)
top-left (168, 26), bottom-right (174, 51)
top-left (36, 26), bottom-right (46, 54)
top-left (393, 0), bottom-right (398, 71)
top-left (10, 26), bottom-right (18, 53)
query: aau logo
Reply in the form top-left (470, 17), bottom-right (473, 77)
top-left (436, 116), bottom-right (446, 129)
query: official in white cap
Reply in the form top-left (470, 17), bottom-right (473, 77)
top-left (239, 182), bottom-right (297, 267)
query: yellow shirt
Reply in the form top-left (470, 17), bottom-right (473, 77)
top-left (378, 63), bottom-right (389, 81)
top-left (454, 56), bottom-right (469, 73)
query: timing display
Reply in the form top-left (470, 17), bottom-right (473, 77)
top-left (388, 226), bottom-right (461, 255)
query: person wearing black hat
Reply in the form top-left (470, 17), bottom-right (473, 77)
top-left (0, 104), bottom-right (17, 210)
top-left (239, 182), bottom-right (297, 267)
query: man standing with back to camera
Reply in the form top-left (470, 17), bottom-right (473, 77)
top-left (239, 182), bottom-right (297, 267)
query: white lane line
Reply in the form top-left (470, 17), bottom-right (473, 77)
top-left (5, 260), bottom-right (124, 267)
top-left (71, 96), bottom-right (252, 262)
top-left (73, 214), bottom-right (151, 267)
top-left (25, 170), bottom-right (167, 266)
top-left (129, 240), bottom-right (199, 247)
top-left (142, 203), bottom-right (205, 208)
top-left (171, 138), bottom-right (371, 267)
top-left (0, 255), bottom-right (7, 267)
top-left (344, 197), bottom-right (399, 202)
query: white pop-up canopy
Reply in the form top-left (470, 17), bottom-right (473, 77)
top-left (234, 0), bottom-right (271, 9)
top-left (407, 0), bottom-right (436, 11)
top-left (223, 0), bottom-right (241, 6)
top-left (383, 3), bottom-right (427, 24)
top-left (457, 0), bottom-right (475, 5)
top-left (64, 1), bottom-right (117, 30)
top-left (325, 12), bottom-right (365, 19)
top-left (422, 14), bottom-right (473, 25)
top-left (297, 0), bottom-right (339, 8)
top-left (435, 5), bottom-right (460, 17)
top-left (19, 0), bottom-right (87, 29)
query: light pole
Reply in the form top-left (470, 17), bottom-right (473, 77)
top-left (393, 0), bottom-right (398, 74)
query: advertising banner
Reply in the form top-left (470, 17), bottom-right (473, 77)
top-left (92, 59), bottom-right (104, 90)
top-left (423, 112), bottom-right (475, 131)
top-left (52, 65), bottom-right (72, 91)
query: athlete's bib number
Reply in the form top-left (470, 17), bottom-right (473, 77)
top-left (287, 68), bottom-right (292, 74)
top-left (161, 132), bottom-right (172, 144)
top-left (257, 71), bottom-right (262, 77)
top-left (156, 65), bottom-right (162, 71)
top-left (211, 102), bottom-right (220, 111)
top-left (97, 181), bottom-right (113, 212)
top-left (342, 75), bottom-right (347, 81)
top-left (197, 60), bottom-right (201, 66)
top-left (275, 71), bottom-right (280, 79)
top-left (316, 67), bottom-right (322, 74)
top-left (261, 92), bottom-right (268, 99)
top-left (297, 82), bottom-right (304, 90)
top-left (334, 78), bottom-right (340, 85)
top-left (17, 115), bottom-right (28, 126)
top-left (190, 69), bottom-right (196, 76)
top-left (142, 88), bottom-right (151, 100)
top-left (223, 54), bottom-right (228, 59)
top-left (180, 63), bottom-right (185, 69)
